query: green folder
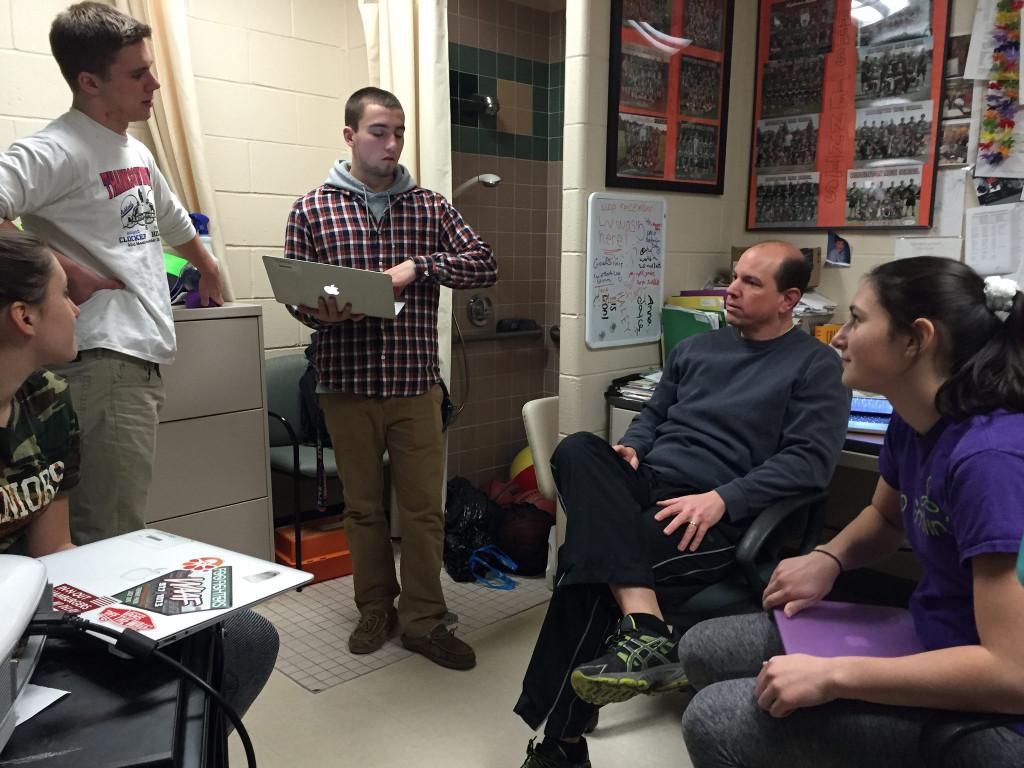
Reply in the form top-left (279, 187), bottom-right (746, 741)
top-left (661, 305), bottom-right (724, 364)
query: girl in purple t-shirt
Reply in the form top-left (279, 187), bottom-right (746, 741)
top-left (679, 257), bottom-right (1024, 767)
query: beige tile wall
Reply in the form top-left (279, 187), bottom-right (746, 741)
top-left (446, 0), bottom-right (566, 488)
top-left (0, 0), bottom-right (368, 353)
top-left (188, 0), bottom-right (369, 351)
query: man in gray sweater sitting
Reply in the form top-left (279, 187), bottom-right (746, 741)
top-left (515, 241), bottom-right (849, 768)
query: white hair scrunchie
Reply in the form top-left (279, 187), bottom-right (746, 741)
top-left (984, 275), bottom-right (1019, 313)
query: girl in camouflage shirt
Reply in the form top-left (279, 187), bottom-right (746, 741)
top-left (0, 229), bottom-right (80, 555)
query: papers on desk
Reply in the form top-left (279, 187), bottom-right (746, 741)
top-left (15, 684), bottom-right (68, 727)
top-left (795, 290), bottom-right (836, 316)
top-left (610, 368), bottom-right (663, 403)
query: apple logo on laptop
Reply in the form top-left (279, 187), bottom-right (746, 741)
top-left (323, 284), bottom-right (340, 296)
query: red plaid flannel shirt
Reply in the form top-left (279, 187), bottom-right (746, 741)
top-left (285, 185), bottom-right (497, 397)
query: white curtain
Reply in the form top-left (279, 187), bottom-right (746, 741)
top-left (113, 0), bottom-right (233, 300)
top-left (358, 0), bottom-right (453, 380)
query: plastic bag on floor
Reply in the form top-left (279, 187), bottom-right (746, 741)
top-left (443, 477), bottom-right (500, 582)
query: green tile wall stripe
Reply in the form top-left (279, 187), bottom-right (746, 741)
top-left (450, 42), bottom-right (564, 161)
top-left (452, 43), bottom-right (555, 88)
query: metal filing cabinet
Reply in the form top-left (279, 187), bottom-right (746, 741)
top-left (144, 303), bottom-right (274, 558)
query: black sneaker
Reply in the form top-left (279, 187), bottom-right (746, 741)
top-left (520, 738), bottom-right (591, 768)
top-left (570, 615), bottom-right (688, 705)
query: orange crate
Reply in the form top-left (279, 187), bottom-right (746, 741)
top-left (275, 516), bottom-right (352, 584)
top-left (276, 548), bottom-right (352, 584)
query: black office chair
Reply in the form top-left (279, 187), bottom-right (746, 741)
top-left (519, 396), bottom-right (830, 622)
top-left (265, 353), bottom-right (340, 575)
top-left (660, 490), bottom-right (830, 631)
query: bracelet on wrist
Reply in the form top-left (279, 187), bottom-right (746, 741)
top-left (813, 547), bottom-right (844, 574)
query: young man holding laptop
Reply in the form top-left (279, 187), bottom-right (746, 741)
top-left (285, 87), bottom-right (497, 670)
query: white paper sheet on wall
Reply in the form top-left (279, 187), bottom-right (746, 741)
top-left (894, 237), bottom-right (963, 261)
top-left (964, 203), bottom-right (1021, 275)
top-left (965, 0), bottom-right (997, 80)
top-left (930, 168), bottom-right (968, 238)
top-left (967, 81), bottom-right (986, 167)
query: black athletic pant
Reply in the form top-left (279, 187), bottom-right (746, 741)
top-left (513, 432), bottom-right (742, 740)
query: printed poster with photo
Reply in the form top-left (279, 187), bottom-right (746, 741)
top-left (846, 165), bottom-right (923, 225)
top-left (756, 113), bottom-right (820, 171)
top-left (754, 171), bottom-right (821, 227)
top-left (768, 0), bottom-right (835, 59)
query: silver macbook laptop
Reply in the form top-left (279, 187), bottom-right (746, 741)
top-left (262, 255), bottom-right (406, 320)
top-left (39, 529), bottom-right (312, 647)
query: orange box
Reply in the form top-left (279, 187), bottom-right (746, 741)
top-left (814, 323), bottom-right (843, 344)
top-left (275, 515), bottom-right (353, 584)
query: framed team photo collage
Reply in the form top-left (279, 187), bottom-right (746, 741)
top-left (607, 0), bottom-right (735, 194)
top-left (747, 0), bottom-right (951, 230)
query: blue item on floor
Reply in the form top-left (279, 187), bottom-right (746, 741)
top-left (469, 545), bottom-right (518, 590)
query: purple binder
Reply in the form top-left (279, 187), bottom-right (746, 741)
top-left (773, 601), bottom-right (925, 658)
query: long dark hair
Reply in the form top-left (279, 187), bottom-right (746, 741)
top-left (0, 229), bottom-right (53, 310)
top-left (868, 257), bottom-right (1024, 419)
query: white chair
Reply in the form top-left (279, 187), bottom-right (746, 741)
top-left (522, 396), bottom-right (561, 588)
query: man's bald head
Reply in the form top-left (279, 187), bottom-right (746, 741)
top-left (741, 241), bottom-right (811, 297)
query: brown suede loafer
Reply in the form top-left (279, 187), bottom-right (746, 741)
top-left (401, 624), bottom-right (476, 670)
top-left (348, 605), bottom-right (398, 654)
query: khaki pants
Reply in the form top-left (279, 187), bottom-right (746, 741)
top-left (320, 386), bottom-right (445, 638)
top-left (52, 349), bottom-right (165, 544)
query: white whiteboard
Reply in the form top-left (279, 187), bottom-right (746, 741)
top-left (585, 192), bottom-right (666, 348)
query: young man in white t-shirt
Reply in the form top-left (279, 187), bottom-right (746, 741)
top-left (0, 2), bottom-right (223, 543)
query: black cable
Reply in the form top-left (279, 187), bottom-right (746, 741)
top-left (28, 612), bottom-right (257, 768)
top-left (452, 311), bottom-right (471, 418)
top-left (149, 647), bottom-right (257, 768)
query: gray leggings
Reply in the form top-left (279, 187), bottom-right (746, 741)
top-left (679, 613), bottom-right (1024, 768)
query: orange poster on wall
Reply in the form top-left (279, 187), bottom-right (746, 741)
top-left (747, 0), bottom-right (950, 230)
top-left (608, 0), bottom-right (735, 194)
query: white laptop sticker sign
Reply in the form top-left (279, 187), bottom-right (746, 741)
top-left (113, 565), bottom-right (233, 616)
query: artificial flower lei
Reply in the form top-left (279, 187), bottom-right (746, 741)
top-left (979, 0), bottom-right (1022, 166)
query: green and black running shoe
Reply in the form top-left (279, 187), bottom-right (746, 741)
top-left (570, 615), bottom-right (689, 705)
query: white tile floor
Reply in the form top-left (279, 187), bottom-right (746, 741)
top-left (257, 551), bottom-right (552, 692)
top-left (230, 603), bottom-right (697, 767)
